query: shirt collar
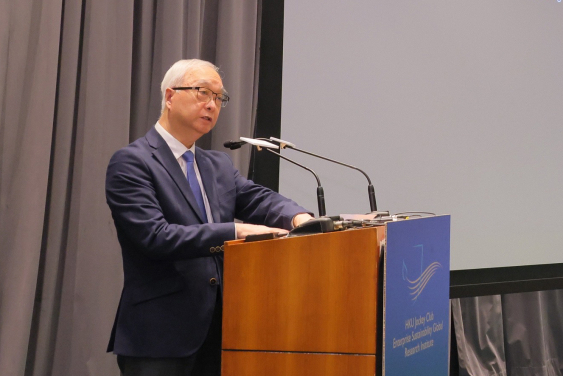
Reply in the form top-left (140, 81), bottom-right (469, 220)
top-left (155, 122), bottom-right (196, 160)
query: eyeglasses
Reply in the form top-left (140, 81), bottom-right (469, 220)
top-left (172, 86), bottom-right (230, 108)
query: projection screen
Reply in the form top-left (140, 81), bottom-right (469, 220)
top-left (279, 0), bottom-right (563, 271)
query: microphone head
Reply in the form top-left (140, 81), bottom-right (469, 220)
top-left (223, 140), bottom-right (245, 150)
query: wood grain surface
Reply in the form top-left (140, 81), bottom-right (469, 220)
top-left (221, 351), bottom-right (376, 376)
top-left (222, 227), bottom-right (385, 355)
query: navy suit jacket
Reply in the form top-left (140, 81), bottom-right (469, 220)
top-left (105, 127), bottom-right (308, 357)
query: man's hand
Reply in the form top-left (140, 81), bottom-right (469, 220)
top-left (235, 223), bottom-right (288, 239)
top-left (292, 213), bottom-right (314, 228)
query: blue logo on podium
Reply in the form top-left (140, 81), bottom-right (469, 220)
top-left (402, 244), bottom-right (443, 302)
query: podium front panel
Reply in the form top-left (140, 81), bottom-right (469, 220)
top-left (222, 227), bottom-right (384, 354)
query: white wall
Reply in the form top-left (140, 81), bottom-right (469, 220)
top-left (280, 0), bottom-right (563, 270)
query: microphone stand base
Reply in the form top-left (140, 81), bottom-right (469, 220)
top-left (288, 217), bottom-right (335, 237)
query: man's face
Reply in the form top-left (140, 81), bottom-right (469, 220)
top-left (166, 66), bottom-right (224, 140)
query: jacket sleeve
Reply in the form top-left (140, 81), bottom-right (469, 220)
top-left (232, 165), bottom-right (312, 230)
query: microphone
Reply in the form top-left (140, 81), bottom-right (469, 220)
top-left (239, 137), bottom-right (279, 150)
top-left (225, 137), bottom-right (327, 217)
top-left (264, 148), bottom-right (326, 217)
top-left (269, 137), bottom-right (379, 213)
top-left (223, 140), bottom-right (247, 150)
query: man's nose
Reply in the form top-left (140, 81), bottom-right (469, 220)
top-left (206, 98), bottom-right (218, 110)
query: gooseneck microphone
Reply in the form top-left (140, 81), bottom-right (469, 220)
top-left (269, 137), bottom-right (378, 213)
top-left (263, 148), bottom-right (326, 217)
top-left (223, 137), bottom-right (327, 217)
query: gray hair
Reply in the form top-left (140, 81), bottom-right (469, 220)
top-left (160, 59), bottom-right (220, 112)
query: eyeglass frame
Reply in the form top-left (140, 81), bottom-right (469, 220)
top-left (171, 86), bottom-right (230, 108)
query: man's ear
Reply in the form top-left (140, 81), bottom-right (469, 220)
top-left (165, 88), bottom-right (175, 108)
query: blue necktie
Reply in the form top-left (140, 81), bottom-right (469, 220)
top-left (182, 151), bottom-right (208, 223)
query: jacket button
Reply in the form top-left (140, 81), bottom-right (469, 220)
top-left (209, 278), bottom-right (218, 285)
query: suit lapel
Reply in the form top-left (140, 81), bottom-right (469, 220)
top-left (195, 148), bottom-right (221, 223)
top-left (146, 128), bottom-right (206, 223)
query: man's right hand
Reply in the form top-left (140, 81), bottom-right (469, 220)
top-left (235, 223), bottom-right (288, 240)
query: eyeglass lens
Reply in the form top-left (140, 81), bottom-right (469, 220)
top-left (197, 88), bottom-right (228, 107)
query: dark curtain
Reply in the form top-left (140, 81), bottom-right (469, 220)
top-left (0, 0), bottom-right (260, 375)
top-left (453, 290), bottom-right (563, 376)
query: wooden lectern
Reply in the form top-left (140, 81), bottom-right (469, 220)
top-left (221, 227), bottom-right (386, 376)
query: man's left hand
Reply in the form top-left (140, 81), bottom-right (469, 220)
top-left (292, 213), bottom-right (314, 228)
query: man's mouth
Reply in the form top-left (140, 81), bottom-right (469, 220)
top-left (202, 116), bottom-right (212, 122)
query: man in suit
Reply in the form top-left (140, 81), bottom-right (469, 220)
top-left (106, 59), bottom-right (313, 376)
